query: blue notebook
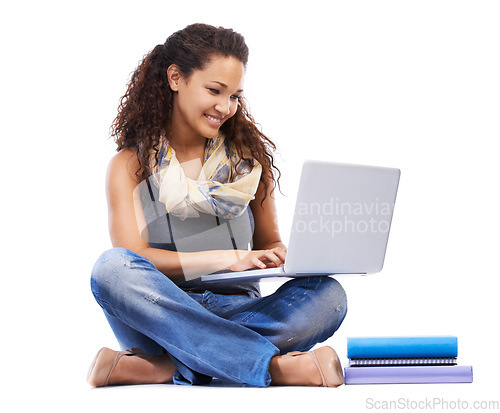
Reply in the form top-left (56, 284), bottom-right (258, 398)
top-left (347, 336), bottom-right (458, 359)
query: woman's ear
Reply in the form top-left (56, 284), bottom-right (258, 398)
top-left (167, 64), bottom-right (182, 91)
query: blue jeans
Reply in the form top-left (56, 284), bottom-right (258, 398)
top-left (90, 248), bottom-right (347, 387)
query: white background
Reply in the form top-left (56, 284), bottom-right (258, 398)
top-left (1, 0), bottom-right (499, 411)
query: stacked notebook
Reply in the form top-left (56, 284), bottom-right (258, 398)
top-left (344, 336), bottom-right (473, 384)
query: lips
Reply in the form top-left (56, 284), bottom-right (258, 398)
top-left (204, 114), bottom-right (223, 126)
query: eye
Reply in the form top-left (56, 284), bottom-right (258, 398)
top-left (208, 88), bottom-right (220, 95)
top-left (230, 94), bottom-right (242, 101)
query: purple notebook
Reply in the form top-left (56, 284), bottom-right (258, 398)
top-left (344, 365), bottom-right (473, 384)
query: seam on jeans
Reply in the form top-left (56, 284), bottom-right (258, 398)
top-left (90, 278), bottom-right (103, 305)
top-left (237, 285), bottom-right (300, 323)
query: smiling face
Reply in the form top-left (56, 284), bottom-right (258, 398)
top-left (167, 55), bottom-right (245, 143)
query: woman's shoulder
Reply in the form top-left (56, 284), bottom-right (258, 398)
top-left (107, 148), bottom-right (142, 185)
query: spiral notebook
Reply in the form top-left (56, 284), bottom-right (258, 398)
top-left (349, 358), bottom-right (458, 367)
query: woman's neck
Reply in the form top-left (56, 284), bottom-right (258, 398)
top-left (164, 128), bottom-right (208, 180)
top-left (168, 134), bottom-right (206, 153)
top-left (165, 122), bottom-right (207, 156)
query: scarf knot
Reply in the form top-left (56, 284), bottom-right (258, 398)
top-left (150, 133), bottom-right (262, 220)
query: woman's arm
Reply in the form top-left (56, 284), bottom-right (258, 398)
top-left (105, 149), bottom-right (285, 281)
top-left (250, 179), bottom-right (287, 252)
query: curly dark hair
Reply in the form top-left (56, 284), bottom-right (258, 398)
top-left (110, 23), bottom-right (280, 198)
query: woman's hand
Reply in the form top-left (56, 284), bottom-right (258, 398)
top-left (225, 247), bottom-right (287, 272)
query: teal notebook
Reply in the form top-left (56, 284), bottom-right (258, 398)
top-left (347, 336), bottom-right (458, 359)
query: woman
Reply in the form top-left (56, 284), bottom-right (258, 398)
top-left (88, 23), bottom-right (347, 387)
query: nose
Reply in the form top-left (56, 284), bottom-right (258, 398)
top-left (215, 97), bottom-right (231, 116)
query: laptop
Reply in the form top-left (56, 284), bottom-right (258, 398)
top-left (201, 160), bottom-right (400, 282)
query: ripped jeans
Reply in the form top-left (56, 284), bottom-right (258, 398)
top-left (90, 248), bottom-right (347, 387)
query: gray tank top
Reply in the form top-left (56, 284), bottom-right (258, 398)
top-left (139, 177), bottom-right (261, 296)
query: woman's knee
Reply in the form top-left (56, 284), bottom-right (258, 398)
top-left (92, 247), bottom-right (128, 279)
top-left (283, 276), bottom-right (347, 312)
top-left (90, 248), bottom-right (142, 295)
top-left (294, 276), bottom-right (348, 332)
top-left (272, 276), bottom-right (347, 351)
top-left (319, 276), bottom-right (347, 318)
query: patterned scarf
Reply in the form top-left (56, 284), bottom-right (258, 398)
top-left (151, 133), bottom-right (262, 220)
